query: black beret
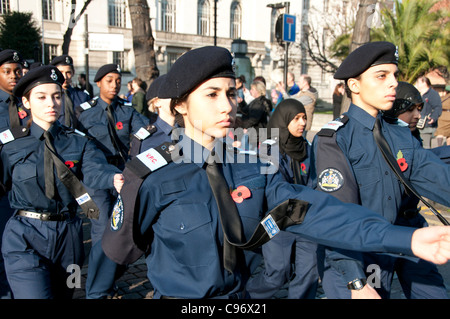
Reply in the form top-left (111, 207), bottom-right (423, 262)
top-left (13, 65), bottom-right (64, 97)
top-left (383, 81), bottom-right (423, 118)
top-left (0, 49), bottom-right (23, 66)
top-left (334, 41), bottom-right (399, 80)
top-left (30, 62), bottom-right (43, 70)
top-left (50, 54), bottom-right (73, 67)
top-left (146, 74), bottom-right (167, 101)
top-left (94, 64), bottom-right (121, 82)
top-left (158, 46), bottom-right (235, 99)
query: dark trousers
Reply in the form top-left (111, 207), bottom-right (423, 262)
top-left (2, 214), bottom-right (84, 299)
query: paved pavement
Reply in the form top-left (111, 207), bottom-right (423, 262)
top-left (72, 113), bottom-right (450, 299)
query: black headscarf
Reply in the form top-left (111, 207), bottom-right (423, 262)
top-left (267, 98), bottom-right (307, 162)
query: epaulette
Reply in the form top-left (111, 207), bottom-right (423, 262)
top-left (78, 96), bottom-right (99, 111)
top-left (0, 126), bottom-right (30, 145)
top-left (127, 141), bottom-right (176, 179)
top-left (60, 124), bottom-right (87, 137)
top-left (116, 97), bottom-right (132, 107)
top-left (317, 114), bottom-right (349, 137)
top-left (133, 124), bottom-right (157, 141)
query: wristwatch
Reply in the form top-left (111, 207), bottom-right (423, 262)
top-left (347, 278), bottom-right (367, 290)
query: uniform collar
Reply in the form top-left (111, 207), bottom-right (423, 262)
top-left (155, 116), bottom-right (174, 136)
top-left (98, 96), bottom-right (119, 110)
top-left (347, 103), bottom-right (377, 130)
top-left (30, 121), bottom-right (62, 140)
top-left (175, 132), bottom-right (234, 169)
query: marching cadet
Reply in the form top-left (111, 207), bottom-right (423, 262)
top-left (50, 55), bottom-right (90, 129)
top-left (129, 74), bottom-right (177, 158)
top-left (100, 46), bottom-right (450, 299)
top-left (0, 49), bottom-right (28, 299)
top-left (1, 65), bottom-right (123, 298)
top-left (246, 98), bottom-right (319, 299)
top-left (311, 41), bottom-right (450, 299)
top-left (383, 81), bottom-right (450, 165)
top-left (76, 63), bottom-right (150, 299)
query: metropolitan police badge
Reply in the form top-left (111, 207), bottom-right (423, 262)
top-left (111, 195), bottom-right (124, 231)
top-left (318, 168), bottom-right (344, 192)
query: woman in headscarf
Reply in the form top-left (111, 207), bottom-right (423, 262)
top-left (246, 98), bottom-right (319, 299)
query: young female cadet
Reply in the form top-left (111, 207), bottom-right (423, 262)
top-left (0, 65), bottom-right (123, 298)
top-left (103, 46), bottom-right (450, 299)
top-left (76, 64), bottom-right (149, 299)
top-left (312, 42), bottom-right (450, 299)
top-left (246, 98), bottom-right (319, 299)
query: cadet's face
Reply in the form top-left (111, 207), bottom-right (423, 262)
top-left (287, 112), bottom-right (307, 137)
top-left (176, 77), bottom-right (237, 149)
top-left (97, 73), bottom-right (121, 103)
top-left (348, 64), bottom-right (398, 117)
top-left (398, 104), bottom-right (422, 131)
top-left (57, 65), bottom-right (73, 89)
top-left (0, 63), bottom-right (23, 94)
top-left (22, 83), bottom-right (61, 130)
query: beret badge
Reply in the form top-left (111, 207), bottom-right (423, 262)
top-left (117, 64), bottom-right (121, 73)
top-left (50, 69), bottom-right (58, 81)
top-left (13, 52), bottom-right (19, 62)
top-left (65, 56), bottom-right (71, 64)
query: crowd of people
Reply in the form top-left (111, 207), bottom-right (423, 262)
top-left (0, 41), bottom-right (449, 301)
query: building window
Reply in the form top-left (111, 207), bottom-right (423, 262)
top-left (44, 44), bottom-right (58, 65)
top-left (197, 0), bottom-right (210, 36)
top-left (230, 1), bottom-right (241, 39)
top-left (303, 0), bottom-right (310, 10)
top-left (161, 0), bottom-right (176, 32)
top-left (109, 0), bottom-right (126, 28)
top-left (42, 0), bottom-right (54, 20)
top-left (113, 51), bottom-right (128, 72)
top-left (0, 0), bottom-right (10, 15)
top-left (167, 51), bottom-right (182, 70)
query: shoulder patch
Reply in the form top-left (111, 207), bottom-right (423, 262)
top-left (318, 115), bottom-right (348, 137)
top-left (318, 168), bottom-right (344, 192)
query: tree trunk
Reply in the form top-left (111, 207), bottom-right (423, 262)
top-left (128, 0), bottom-right (159, 88)
top-left (62, 0), bottom-right (92, 55)
top-left (340, 0), bottom-right (378, 114)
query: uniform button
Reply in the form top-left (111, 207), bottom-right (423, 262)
top-left (385, 171), bottom-right (389, 175)
top-left (180, 223), bottom-right (185, 230)
top-left (388, 196), bottom-right (392, 200)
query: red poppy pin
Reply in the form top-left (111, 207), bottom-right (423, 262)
top-left (396, 150), bottom-right (408, 172)
top-left (65, 161), bottom-right (75, 168)
top-left (231, 185), bottom-right (251, 203)
top-left (116, 122), bottom-right (123, 130)
top-left (301, 163), bottom-right (307, 175)
top-left (18, 108), bottom-right (27, 119)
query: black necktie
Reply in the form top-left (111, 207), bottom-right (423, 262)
top-left (205, 155), bottom-right (245, 273)
top-left (42, 128), bottom-right (100, 219)
top-left (8, 95), bottom-right (21, 129)
top-left (106, 104), bottom-right (127, 163)
top-left (63, 90), bottom-right (75, 127)
top-left (43, 130), bottom-right (56, 199)
top-left (373, 117), bottom-right (449, 226)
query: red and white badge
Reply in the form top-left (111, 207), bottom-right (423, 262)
top-left (0, 129), bottom-right (14, 144)
top-left (137, 148), bottom-right (168, 171)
